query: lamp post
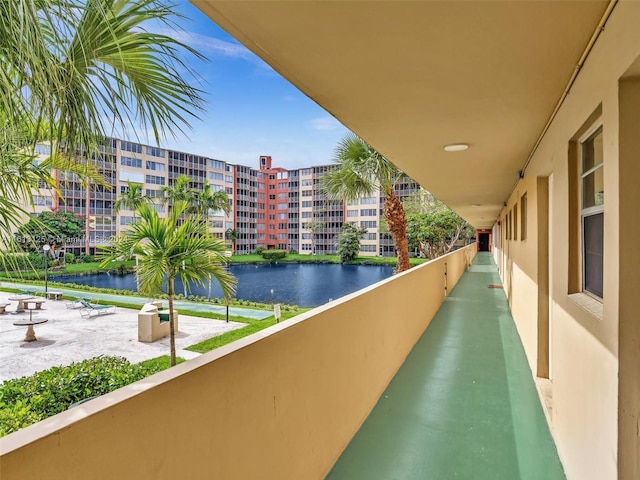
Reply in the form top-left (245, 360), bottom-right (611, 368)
top-left (43, 244), bottom-right (50, 295)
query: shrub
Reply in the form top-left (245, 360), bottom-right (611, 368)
top-left (114, 264), bottom-right (129, 275)
top-left (0, 356), bottom-right (158, 437)
top-left (288, 248), bottom-right (298, 254)
top-left (261, 250), bottom-right (286, 262)
top-left (255, 246), bottom-right (265, 255)
top-left (80, 254), bottom-right (94, 263)
top-left (0, 401), bottom-right (41, 436)
top-left (0, 253), bottom-right (47, 271)
top-left (337, 223), bottom-right (367, 263)
top-left (64, 252), bottom-right (75, 264)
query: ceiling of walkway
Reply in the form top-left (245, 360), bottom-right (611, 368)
top-left (193, 1), bottom-right (610, 228)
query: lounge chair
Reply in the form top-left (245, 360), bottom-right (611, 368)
top-left (65, 297), bottom-right (90, 309)
top-left (79, 300), bottom-right (116, 318)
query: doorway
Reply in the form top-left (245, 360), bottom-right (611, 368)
top-left (478, 233), bottom-right (490, 251)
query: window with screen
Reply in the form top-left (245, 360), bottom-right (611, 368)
top-left (580, 125), bottom-right (603, 299)
top-left (520, 193), bottom-right (527, 240)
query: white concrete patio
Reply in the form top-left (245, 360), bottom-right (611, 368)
top-left (0, 294), bottom-right (246, 382)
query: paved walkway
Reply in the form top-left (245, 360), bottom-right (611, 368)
top-left (326, 252), bottom-right (565, 480)
top-left (0, 282), bottom-right (273, 382)
top-left (0, 281), bottom-right (272, 320)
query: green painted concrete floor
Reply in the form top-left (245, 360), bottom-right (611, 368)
top-left (326, 252), bottom-right (565, 480)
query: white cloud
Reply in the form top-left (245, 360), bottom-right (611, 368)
top-left (310, 116), bottom-right (341, 131)
top-left (157, 28), bottom-right (252, 60)
top-left (196, 36), bottom-right (252, 59)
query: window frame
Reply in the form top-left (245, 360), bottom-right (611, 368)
top-left (579, 122), bottom-right (604, 301)
top-left (520, 193), bottom-right (527, 241)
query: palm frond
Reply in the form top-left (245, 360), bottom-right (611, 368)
top-left (321, 133), bottom-right (404, 200)
top-left (52, 0), bottom-right (205, 153)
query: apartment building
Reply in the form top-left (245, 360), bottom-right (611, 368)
top-left (33, 142), bottom-right (420, 257)
top-left (250, 159), bottom-right (420, 256)
top-left (233, 155), bottom-right (292, 254)
top-left (32, 138), bottom-right (233, 256)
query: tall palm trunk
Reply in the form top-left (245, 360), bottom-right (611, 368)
top-left (167, 278), bottom-right (177, 366)
top-left (383, 190), bottom-right (410, 273)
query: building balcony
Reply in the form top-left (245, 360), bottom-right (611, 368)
top-left (0, 247), bottom-right (562, 479)
top-left (59, 189), bottom-right (86, 198)
top-left (90, 191), bottom-right (116, 201)
top-left (91, 159), bottom-right (116, 170)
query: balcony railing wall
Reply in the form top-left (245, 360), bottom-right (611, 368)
top-left (0, 245), bottom-right (476, 480)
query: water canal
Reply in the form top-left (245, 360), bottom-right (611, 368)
top-left (52, 263), bottom-right (394, 307)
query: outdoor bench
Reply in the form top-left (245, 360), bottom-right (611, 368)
top-left (27, 299), bottom-right (46, 310)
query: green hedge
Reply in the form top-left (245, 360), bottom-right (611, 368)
top-left (0, 356), bottom-right (160, 437)
top-left (79, 254), bottom-right (94, 263)
top-left (1, 253), bottom-right (47, 271)
top-left (261, 249), bottom-right (287, 262)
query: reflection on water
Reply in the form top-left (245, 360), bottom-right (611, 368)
top-left (52, 263), bottom-right (394, 307)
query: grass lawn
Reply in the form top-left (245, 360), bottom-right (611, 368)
top-left (0, 259), bottom-right (135, 281)
top-left (137, 356), bottom-right (186, 370)
top-left (185, 309), bottom-right (303, 354)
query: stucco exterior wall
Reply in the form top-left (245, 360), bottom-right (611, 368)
top-left (0, 247), bottom-right (475, 480)
top-left (493, 3), bottom-right (640, 479)
top-left (617, 74), bottom-right (640, 480)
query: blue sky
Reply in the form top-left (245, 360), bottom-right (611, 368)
top-left (150, 2), bottom-right (350, 171)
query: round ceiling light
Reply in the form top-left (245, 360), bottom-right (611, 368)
top-left (444, 143), bottom-right (469, 152)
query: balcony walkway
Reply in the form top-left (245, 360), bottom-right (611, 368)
top-left (326, 252), bottom-right (565, 480)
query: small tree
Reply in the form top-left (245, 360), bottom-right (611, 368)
top-left (114, 181), bottom-right (149, 287)
top-left (99, 201), bottom-right (236, 366)
top-left (192, 183), bottom-right (230, 223)
top-left (114, 181), bottom-right (147, 220)
top-left (405, 191), bottom-right (474, 259)
top-left (162, 175), bottom-right (194, 212)
top-left (15, 211), bottom-right (84, 256)
top-left (225, 228), bottom-right (238, 253)
top-left (337, 223), bottom-right (367, 263)
top-left (305, 219), bottom-right (325, 254)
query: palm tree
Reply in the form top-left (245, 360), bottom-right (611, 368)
top-left (192, 183), bottom-right (231, 225)
top-left (305, 218), bottom-right (325, 255)
top-left (163, 176), bottom-right (231, 231)
top-left (322, 133), bottom-right (411, 272)
top-left (114, 181), bottom-right (148, 287)
top-left (225, 228), bottom-right (239, 253)
top-left (162, 175), bottom-right (194, 208)
top-left (114, 182), bottom-right (147, 220)
top-left (99, 201), bottom-right (236, 366)
top-left (0, 0), bottom-right (205, 243)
